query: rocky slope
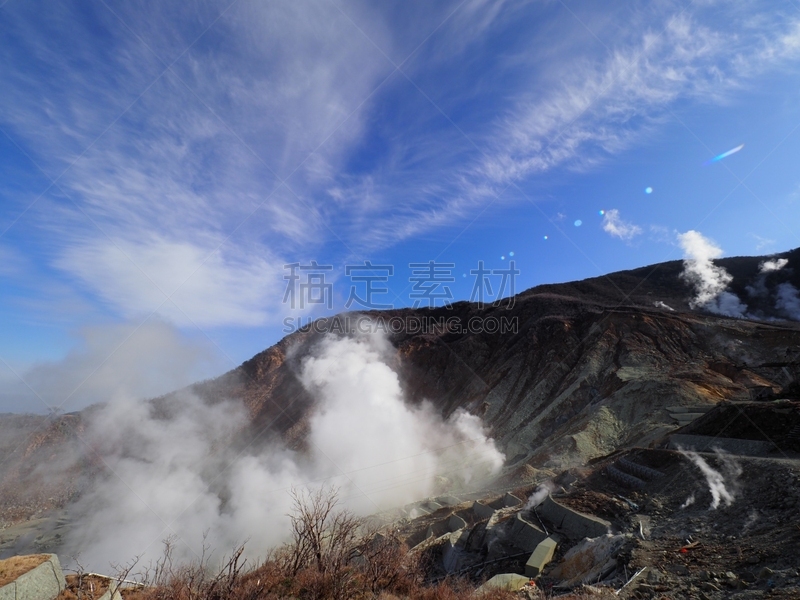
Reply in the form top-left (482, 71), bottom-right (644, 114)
top-left (2, 248), bottom-right (800, 530)
top-left (185, 247), bottom-right (800, 469)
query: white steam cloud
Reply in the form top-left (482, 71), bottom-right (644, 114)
top-left (523, 482), bottom-right (554, 510)
top-left (678, 230), bottom-right (747, 317)
top-left (301, 335), bottom-right (504, 509)
top-left (747, 258), bottom-right (789, 299)
top-left (602, 209), bottom-right (642, 241)
top-left (745, 257), bottom-right (800, 320)
top-left (678, 447), bottom-right (742, 509)
top-left (775, 282), bottom-right (800, 320)
top-left (64, 332), bottom-right (504, 571)
top-left (0, 320), bottom-right (225, 414)
top-left (760, 258), bottom-right (788, 273)
top-left (742, 509), bottom-right (759, 533)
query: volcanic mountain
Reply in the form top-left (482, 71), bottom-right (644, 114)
top-left (2, 247), bottom-right (800, 532)
top-left (184, 246), bottom-right (800, 464)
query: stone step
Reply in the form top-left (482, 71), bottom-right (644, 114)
top-left (616, 457), bottom-right (664, 480)
top-left (670, 412), bottom-right (706, 422)
top-left (605, 465), bottom-right (645, 489)
top-left (666, 405), bottom-right (713, 414)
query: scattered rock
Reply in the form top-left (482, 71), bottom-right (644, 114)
top-left (646, 568), bottom-right (663, 583)
top-left (550, 533), bottom-right (626, 586)
top-left (476, 573), bottom-right (531, 593)
top-left (699, 581), bottom-right (720, 591)
top-left (667, 564), bottom-right (689, 576)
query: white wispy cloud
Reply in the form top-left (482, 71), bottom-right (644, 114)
top-left (0, 1), bottom-right (394, 325)
top-left (324, 3), bottom-right (800, 248)
top-left (602, 209), bottom-right (642, 240)
top-left (749, 233), bottom-right (778, 252)
top-left (56, 235), bottom-right (286, 327)
top-left (2, 0), bottom-right (800, 327)
top-left (478, 9), bottom-right (800, 186)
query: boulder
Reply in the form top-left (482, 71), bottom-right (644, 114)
top-left (472, 501), bottom-right (495, 520)
top-left (435, 495), bottom-right (462, 506)
top-left (537, 495), bottom-right (610, 539)
top-left (477, 573), bottom-right (531, 593)
top-left (550, 534), bottom-right (626, 587)
top-left (509, 513), bottom-right (548, 552)
top-left (0, 554), bottom-right (66, 600)
top-left (448, 514), bottom-right (467, 532)
top-left (525, 536), bottom-right (558, 577)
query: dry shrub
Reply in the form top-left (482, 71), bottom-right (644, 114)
top-left (127, 537), bottom-right (265, 600)
top-left (57, 574), bottom-right (112, 599)
top-left (120, 487), bottom-right (527, 599)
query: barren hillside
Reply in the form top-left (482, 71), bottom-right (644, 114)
top-left (2, 248), bottom-right (800, 540)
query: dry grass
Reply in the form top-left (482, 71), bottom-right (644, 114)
top-left (124, 567), bottom-right (524, 600)
top-left (111, 488), bottom-right (526, 600)
top-left (0, 553), bottom-right (50, 587)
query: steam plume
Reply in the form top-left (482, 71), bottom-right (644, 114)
top-left (678, 447), bottom-right (741, 509)
top-left (653, 300), bottom-right (675, 311)
top-left (678, 230), bottom-right (747, 317)
top-left (0, 320), bottom-right (223, 413)
top-left (775, 282), bottom-right (800, 320)
top-left (760, 258), bottom-right (788, 273)
top-left (523, 482), bottom-right (554, 510)
top-left (747, 258), bottom-right (789, 299)
top-left (742, 509), bottom-right (759, 533)
top-left (64, 332), bottom-right (504, 571)
top-left (300, 335), bottom-right (504, 510)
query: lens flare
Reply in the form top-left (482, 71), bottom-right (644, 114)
top-left (543, 235), bottom-right (548, 240)
top-left (599, 210), bottom-right (605, 215)
top-left (705, 143), bottom-right (744, 165)
top-left (501, 255), bottom-right (505, 260)
top-left (509, 251), bottom-right (515, 257)
top-left (574, 220), bottom-right (582, 227)
top-left (645, 187), bottom-right (653, 194)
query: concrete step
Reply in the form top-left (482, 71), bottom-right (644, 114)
top-left (605, 464), bottom-right (645, 489)
top-left (670, 412), bottom-right (707, 422)
top-left (668, 434), bottom-right (777, 456)
top-left (616, 457), bottom-right (664, 480)
top-left (666, 405), bottom-right (713, 414)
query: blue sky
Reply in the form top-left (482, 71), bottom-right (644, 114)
top-left (2, 0), bottom-right (800, 412)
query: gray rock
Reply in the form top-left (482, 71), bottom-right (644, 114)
top-left (0, 554), bottom-right (66, 600)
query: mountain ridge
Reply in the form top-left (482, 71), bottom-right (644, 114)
top-left (184, 246), bottom-right (800, 462)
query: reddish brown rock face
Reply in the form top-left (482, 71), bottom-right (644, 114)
top-left (146, 248), bottom-right (799, 482)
